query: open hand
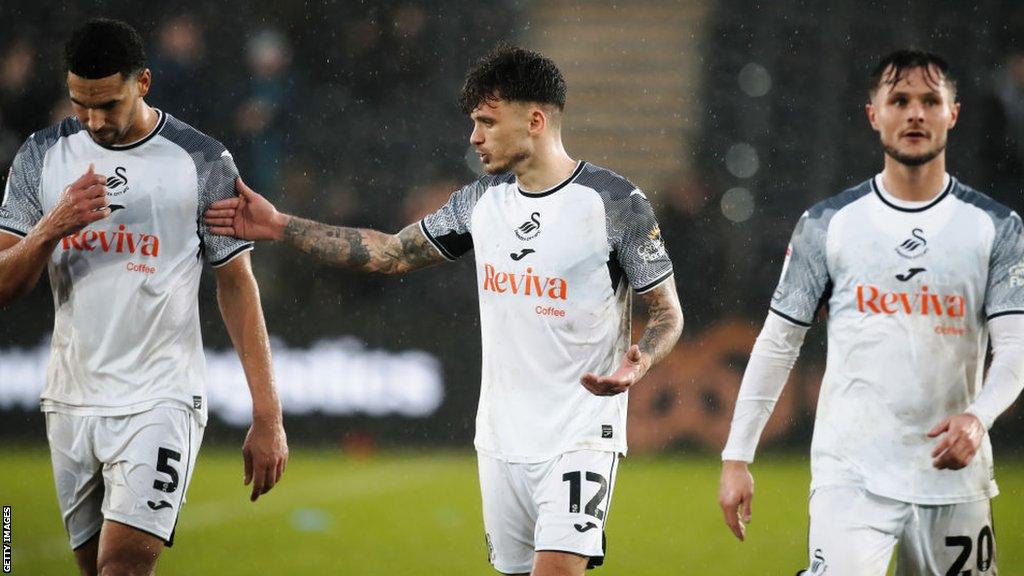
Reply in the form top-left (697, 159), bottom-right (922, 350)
top-left (928, 413), bottom-right (985, 470)
top-left (204, 177), bottom-right (288, 241)
top-left (580, 345), bottom-right (649, 396)
top-left (719, 460), bottom-right (754, 541)
top-left (242, 415), bottom-right (289, 501)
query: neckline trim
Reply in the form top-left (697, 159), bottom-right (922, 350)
top-left (92, 109), bottom-right (166, 151)
top-left (517, 161), bottom-right (586, 198)
top-left (871, 174), bottom-right (953, 213)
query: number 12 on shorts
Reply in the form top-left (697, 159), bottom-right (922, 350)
top-left (562, 471), bottom-right (608, 519)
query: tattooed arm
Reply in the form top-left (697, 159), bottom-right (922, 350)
top-left (281, 218), bottom-right (444, 274)
top-left (636, 276), bottom-right (685, 368)
top-left (204, 178), bottom-right (446, 275)
top-left (580, 276), bottom-right (683, 395)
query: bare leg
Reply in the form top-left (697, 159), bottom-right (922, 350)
top-left (531, 551), bottom-right (588, 576)
top-left (72, 532), bottom-right (100, 576)
top-left (95, 520), bottom-right (165, 576)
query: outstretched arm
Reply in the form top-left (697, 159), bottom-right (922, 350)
top-left (282, 218), bottom-right (444, 274)
top-left (203, 178), bottom-right (445, 274)
top-left (215, 253), bottom-right (289, 501)
top-left (580, 277), bottom-right (684, 396)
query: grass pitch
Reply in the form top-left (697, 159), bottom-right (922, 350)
top-left (4, 447), bottom-right (1023, 574)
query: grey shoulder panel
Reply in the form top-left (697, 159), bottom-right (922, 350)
top-left (767, 181), bottom-right (870, 325)
top-left (574, 162), bottom-right (638, 201)
top-left (950, 180), bottom-right (1015, 224)
top-left (486, 171), bottom-right (516, 187)
top-left (467, 171), bottom-right (513, 201)
top-left (806, 179), bottom-right (873, 221)
top-left (0, 117), bottom-right (84, 234)
top-left (419, 173), bottom-right (509, 260)
top-left (574, 162), bottom-right (673, 291)
top-left (158, 114), bottom-right (251, 266)
top-left (19, 116), bottom-right (84, 162)
top-left (158, 114), bottom-right (227, 163)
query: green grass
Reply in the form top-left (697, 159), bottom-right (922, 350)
top-left (4, 447), bottom-right (1023, 574)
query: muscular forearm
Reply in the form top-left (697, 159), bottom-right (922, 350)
top-left (637, 277), bottom-right (684, 368)
top-left (0, 229), bottom-right (59, 306)
top-left (281, 216), bottom-right (397, 272)
top-left (637, 311), bottom-right (682, 367)
top-left (217, 265), bottom-right (281, 419)
top-left (281, 217), bottom-right (444, 274)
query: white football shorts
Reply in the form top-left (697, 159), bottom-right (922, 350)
top-left (45, 406), bottom-right (204, 549)
top-left (803, 485), bottom-right (996, 576)
top-left (478, 449), bottom-right (620, 574)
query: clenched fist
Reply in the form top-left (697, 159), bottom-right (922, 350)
top-left (39, 163), bottom-right (110, 240)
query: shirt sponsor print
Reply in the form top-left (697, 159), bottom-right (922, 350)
top-left (637, 224), bottom-right (667, 262)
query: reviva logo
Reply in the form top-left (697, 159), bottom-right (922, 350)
top-left (482, 263), bottom-right (568, 300)
top-left (61, 224), bottom-right (160, 257)
top-left (856, 284), bottom-right (965, 317)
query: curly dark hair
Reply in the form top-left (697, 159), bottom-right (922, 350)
top-left (459, 44), bottom-right (566, 114)
top-left (869, 49), bottom-right (956, 100)
top-left (65, 18), bottom-right (147, 80)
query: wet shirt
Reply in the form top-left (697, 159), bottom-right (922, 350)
top-left (421, 161), bottom-right (673, 462)
top-left (772, 174), bottom-right (1024, 504)
top-left (0, 112), bottom-right (252, 425)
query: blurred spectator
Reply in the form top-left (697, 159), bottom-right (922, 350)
top-left (233, 28), bottom-right (294, 199)
top-left (0, 110), bottom-right (19, 164)
top-left (148, 14), bottom-right (210, 124)
top-left (401, 178), bottom-right (460, 224)
top-left (1, 37), bottom-right (56, 138)
top-left (658, 169), bottom-right (730, 330)
top-left (983, 49), bottom-right (1024, 214)
top-left (49, 99), bottom-right (74, 126)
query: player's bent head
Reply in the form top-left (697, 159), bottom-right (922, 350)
top-left (459, 43), bottom-right (566, 123)
top-left (65, 18), bottom-right (147, 81)
top-left (868, 49), bottom-right (957, 103)
top-left (64, 18), bottom-right (151, 145)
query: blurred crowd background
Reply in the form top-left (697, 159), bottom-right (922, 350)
top-left (2, 0), bottom-right (1024, 453)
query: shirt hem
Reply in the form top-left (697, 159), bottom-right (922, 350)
top-left (721, 450), bottom-right (754, 463)
top-left (810, 478), bottom-right (999, 505)
top-left (475, 441), bottom-right (627, 463)
top-left (418, 219), bottom-right (457, 261)
top-left (0, 225), bottom-right (29, 238)
top-left (209, 243), bottom-right (254, 268)
top-left (635, 269), bottom-right (673, 294)
top-left (41, 398), bottom-right (198, 419)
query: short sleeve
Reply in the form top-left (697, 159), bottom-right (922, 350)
top-left (985, 210), bottom-right (1024, 319)
top-left (614, 191), bottom-right (673, 293)
top-left (419, 179), bottom-right (486, 260)
top-left (199, 150), bottom-right (253, 267)
top-left (769, 211), bottom-right (830, 326)
top-left (0, 139), bottom-right (46, 237)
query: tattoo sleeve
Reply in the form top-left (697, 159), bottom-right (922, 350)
top-left (281, 218), bottom-right (446, 274)
top-left (637, 276), bottom-right (684, 366)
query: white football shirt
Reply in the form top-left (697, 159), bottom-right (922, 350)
top-left (0, 112), bottom-right (253, 425)
top-left (772, 174), bottom-right (1024, 504)
top-left (421, 161), bottom-right (674, 462)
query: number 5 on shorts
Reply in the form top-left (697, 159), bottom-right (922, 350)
top-left (153, 447), bottom-right (182, 493)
